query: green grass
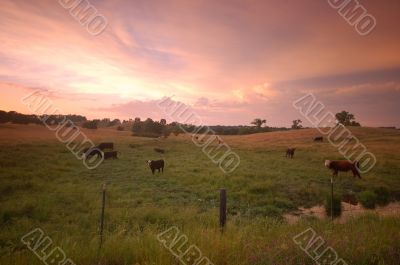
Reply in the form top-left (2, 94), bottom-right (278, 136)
top-left (358, 190), bottom-right (378, 209)
top-left (0, 125), bottom-right (400, 264)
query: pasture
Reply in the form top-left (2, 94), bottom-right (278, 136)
top-left (1, 124), bottom-right (400, 265)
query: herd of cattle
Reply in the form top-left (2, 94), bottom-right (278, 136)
top-left (83, 142), bottom-right (118, 160)
top-left (82, 142), bottom-right (165, 175)
top-left (286, 136), bottom-right (362, 179)
top-left (83, 135), bottom-right (362, 178)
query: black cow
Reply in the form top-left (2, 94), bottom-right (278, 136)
top-left (82, 147), bottom-right (103, 159)
top-left (286, 148), bottom-right (296, 158)
top-left (104, 151), bottom-right (118, 159)
top-left (314, 136), bottom-right (323, 142)
top-left (147, 159), bottom-right (164, 174)
top-left (97, 142), bottom-right (114, 150)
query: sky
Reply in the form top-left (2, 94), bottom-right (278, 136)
top-left (0, 0), bottom-right (399, 127)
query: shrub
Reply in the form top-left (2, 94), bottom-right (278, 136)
top-left (358, 190), bottom-right (377, 209)
top-left (324, 194), bottom-right (342, 217)
top-left (341, 191), bottom-right (358, 205)
top-left (117, 126), bottom-right (124, 131)
top-left (374, 187), bottom-right (390, 206)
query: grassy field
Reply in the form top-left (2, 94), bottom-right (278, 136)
top-left (1, 124), bottom-right (400, 265)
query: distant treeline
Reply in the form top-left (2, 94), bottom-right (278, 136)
top-left (0, 110), bottom-right (87, 125)
top-left (130, 118), bottom-right (289, 137)
top-left (0, 110), bottom-right (120, 129)
top-left (4, 110), bottom-right (376, 137)
top-left (207, 125), bottom-right (289, 135)
top-left (0, 110), bottom-right (290, 136)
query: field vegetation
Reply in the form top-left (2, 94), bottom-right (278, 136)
top-left (0, 124), bottom-right (400, 264)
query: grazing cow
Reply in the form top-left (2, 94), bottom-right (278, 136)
top-left (154, 148), bottom-right (165, 154)
top-left (286, 148), bottom-right (296, 158)
top-left (314, 136), bottom-right (323, 142)
top-left (82, 147), bottom-right (102, 159)
top-left (147, 159), bottom-right (164, 174)
top-left (104, 151), bottom-right (118, 159)
top-left (97, 142), bottom-right (114, 150)
top-left (325, 160), bottom-right (361, 179)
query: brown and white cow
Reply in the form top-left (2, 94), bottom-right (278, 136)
top-left (147, 159), bottom-right (164, 174)
top-left (325, 160), bottom-right (361, 179)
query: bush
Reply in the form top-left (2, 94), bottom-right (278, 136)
top-left (324, 194), bottom-right (342, 217)
top-left (358, 190), bottom-right (377, 209)
top-left (374, 187), bottom-right (390, 206)
top-left (117, 126), bottom-right (124, 131)
top-left (341, 191), bottom-right (358, 205)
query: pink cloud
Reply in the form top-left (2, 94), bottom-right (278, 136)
top-left (0, 0), bottom-right (400, 126)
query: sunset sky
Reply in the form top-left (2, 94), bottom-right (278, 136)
top-left (0, 0), bottom-right (399, 126)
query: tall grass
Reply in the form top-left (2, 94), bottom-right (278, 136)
top-left (1, 125), bottom-right (400, 264)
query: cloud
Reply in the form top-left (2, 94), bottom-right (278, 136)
top-left (95, 99), bottom-right (162, 119)
top-left (0, 0), bottom-right (400, 126)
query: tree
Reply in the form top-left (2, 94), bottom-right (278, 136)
top-left (335, 111), bottom-right (361, 126)
top-left (109, 119), bottom-right (121, 126)
top-left (251, 118), bottom-right (266, 128)
top-left (160, 119), bottom-right (167, 126)
top-left (0, 111), bottom-right (10, 123)
top-left (291, 119), bottom-right (303, 129)
top-left (131, 118), bottom-right (165, 137)
top-left (82, 120), bottom-right (98, 129)
top-left (131, 119), bottom-right (142, 134)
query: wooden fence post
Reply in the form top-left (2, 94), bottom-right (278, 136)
top-left (99, 183), bottom-right (106, 249)
top-left (331, 177), bottom-right (334, 224)
top-left (220, 189), bottom-right (227, 232)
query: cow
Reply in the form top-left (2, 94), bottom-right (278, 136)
top-left (147, 159), bottom-right (164, 174)
top-left (82, 147), bottom-right (103, 160)
top-left (286, 148), bottom-right (296, 158)
top-left (314, 136), bottom-right (323, 142)
top-left (104, 151), bottom-right (118, 159)
top-left (97, 142), bottom-right (114, 151)
top-left (324, 160), bottom-right (361, 179)
top-left (154, 148), bottom-right (165, 154)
